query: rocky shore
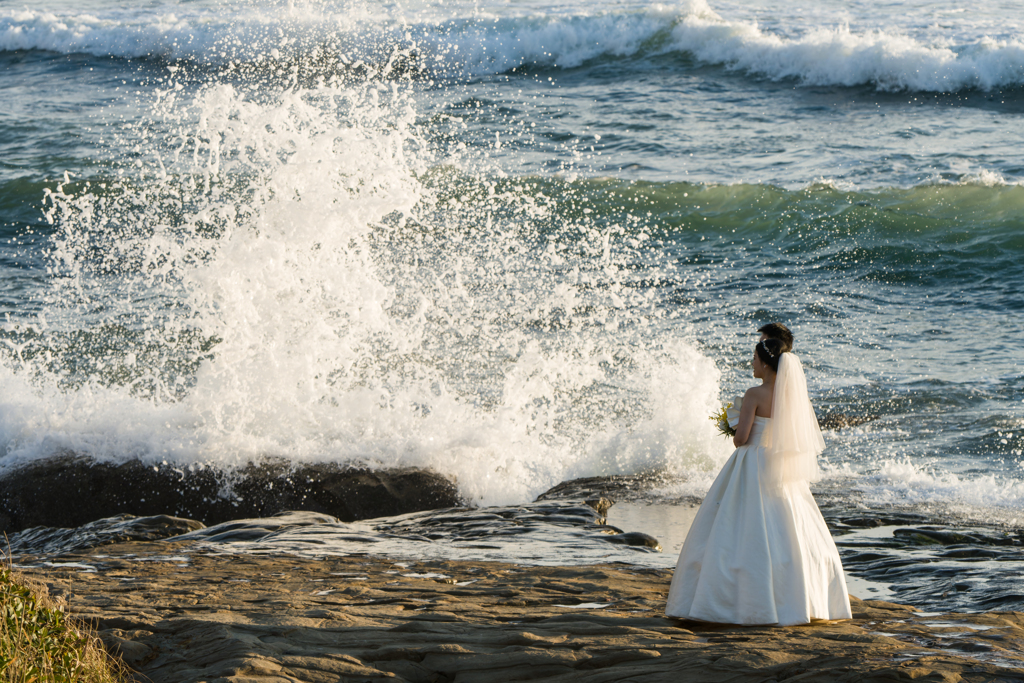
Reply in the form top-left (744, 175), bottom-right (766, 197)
top-left (20, 537), bottom-right (1024, 683)
top-left (7, 466), bottom-right (1024, 682)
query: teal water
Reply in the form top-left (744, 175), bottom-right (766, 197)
top-left (1, 0), bottom-right (1022, 532)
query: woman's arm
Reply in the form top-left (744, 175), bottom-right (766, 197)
top-left (733, 388), bottom-right (759, 447)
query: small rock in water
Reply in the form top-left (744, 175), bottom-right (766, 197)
top-left (535, 473), bottom-right (669, 503)
top-left (817, 412), bottom-right (878, 430)
top-left (894, 527), bottom-right (983, 546)
top-left (602, 531), bottom-right (662, 551)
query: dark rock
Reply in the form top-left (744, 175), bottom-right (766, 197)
top-left (602, 531), bottom-right (662, 551)
top-left (817, 412), bottom-right (878, 430)
top-left (894, 527), bottom-right (979, 546)
top-left (0, 454), bottom-right (463, 534)
top-left (535, 474), bottom-right (669, 504)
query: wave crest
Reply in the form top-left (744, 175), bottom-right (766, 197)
top-left (671, 15), bottom-right (1024, 92)
top-left (5, 2), bottom-right (1024, 92)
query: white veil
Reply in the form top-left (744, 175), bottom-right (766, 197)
top-left (765, 352), bottom-right (825, 485)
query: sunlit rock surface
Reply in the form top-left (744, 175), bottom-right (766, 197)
top-left (22, 544), bottom-right (1024, 683)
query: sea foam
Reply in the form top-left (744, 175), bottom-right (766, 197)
top-left (669, 11), bottom-right (1024, 92)
top-left (5, 1), bottom-right (1024, 92)
top-left (1, 70), bottom-right (730, 506)
top-left (850, 458), bottom-right (1024, 526)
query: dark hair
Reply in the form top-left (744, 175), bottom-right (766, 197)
top-left (758, 322), bottom-right (793, 353)
top-left (756, 338), bottom-right (784, 372)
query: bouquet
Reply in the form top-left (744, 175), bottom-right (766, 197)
top-left (709, 397), bottom-right (743, 438)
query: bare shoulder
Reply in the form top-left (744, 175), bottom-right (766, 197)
top-left (744, 384), bottom-right (772, 416)
top-left (743, 385), bottom-right (769, 402)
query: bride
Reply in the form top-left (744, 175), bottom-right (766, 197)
top-left (665, 337), bottom-right (852, 625)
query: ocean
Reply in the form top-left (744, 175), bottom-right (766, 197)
top-left (2, 0), bottom-right (1023, 612)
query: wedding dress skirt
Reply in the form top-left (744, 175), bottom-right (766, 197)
top-left (666, 417), bottom-right (852, 625)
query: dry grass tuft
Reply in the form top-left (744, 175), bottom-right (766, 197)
top-left (0, 566), bottom-right (128, 683)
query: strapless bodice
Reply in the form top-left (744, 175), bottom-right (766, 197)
top-left (747, 416), bottom-right (771, 446)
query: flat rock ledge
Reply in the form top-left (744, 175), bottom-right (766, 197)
top-left (0, 455), bottom-right (462, 534)
top-left (22, 541), bottom-right (1024, 683)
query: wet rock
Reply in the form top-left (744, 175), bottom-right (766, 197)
top-left (893, 527), bottom-right (1021, 547)
top-left (0, 454), bottom-right (462, 534)
top-left (894, 528), bottom-right (973, 545)
top-left (144, 501), bottom-right (666, 566)
top-left (8, 513), bottom-right (204, 556)
top-left (827, 512), bottom-right (938, 531)
top-left (180, 510), bottom-right (339, 541)
top-left (833, 519), bottom-right (1024, 614)
top-left (602, 531), bottom-right (662, 551)
top-left (535, 474), bottom-right (671, 503)
top-left (817, 412), bottom-right (878, 430)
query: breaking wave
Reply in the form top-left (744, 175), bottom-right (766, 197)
top-left (5, 1), bottom-right (1024, 91)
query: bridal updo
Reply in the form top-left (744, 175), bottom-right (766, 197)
top-left (756, 338), bottom-right (785, 372)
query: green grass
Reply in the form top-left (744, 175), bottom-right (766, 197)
top-left (0, 568), bottom-right (126, 683)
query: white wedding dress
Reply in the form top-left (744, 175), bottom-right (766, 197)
top-left (665, 415), bottom-right (852, 625)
